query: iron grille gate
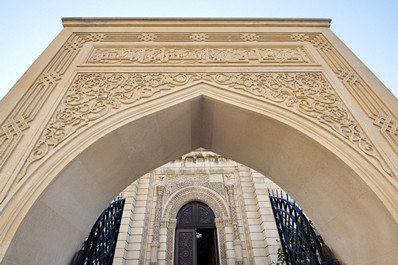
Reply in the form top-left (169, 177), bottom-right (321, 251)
top-left (73, 198), bottom-right (125, 265)
top-left (269, 191), bottom-right (339, 265)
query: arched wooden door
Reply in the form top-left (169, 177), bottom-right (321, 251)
top-left (175, 202), bottom-right (219, 265)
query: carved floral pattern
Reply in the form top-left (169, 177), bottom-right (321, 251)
top-left (198, 205), bottom-right (212, 224)
top-left (164, 174), bottom-right (226, 202)
top-left (290, 32), bottom-right (398, 160)
top-left (24, 72), bottom-right (197, 169)
top-left (202, 72), bottom-right (379, 160)
top-left (178, 231), bottom-right (194, 264)
top-left (25, 71), bottom-right (383, 176)
top-left (3, 30), bottom-right (395, 208)
top-left (179, 206), bottom-right (194, 224)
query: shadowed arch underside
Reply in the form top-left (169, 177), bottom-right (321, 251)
top-left (3, 92), bottom-right (398, 264)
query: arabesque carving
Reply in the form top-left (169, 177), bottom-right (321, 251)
top-left (86, 46), bottom-right (312, 65)
top-left (2, 29), bottom-right (397, 208)
top-left (164, 174), bottom-right (227, 202)
top-left (0, 33), bottom-right (106, 203)
top-left (23, 71), bottom-right (391, 180)
top-left (290, 33), bottom-right (398, 153)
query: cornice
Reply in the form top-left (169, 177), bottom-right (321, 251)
top-left (62, 17), bottom-right (331, 28)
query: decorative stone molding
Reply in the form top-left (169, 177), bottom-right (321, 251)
top-left (139, 173), bottom-right (156, 265)
top-left (22, 71), bottom-right (391, 183)
top-left (1, 20), bottom-right (397, 264)
top-left (0, 32), bottom-right (309, 183)
top-left (0, 115), bottom-right (29, 169)
top-left (241, 33), bottom-right (259, 42)
top-left (226, 184), bottom-right (244, 264)
top-left (189, 33), bottom-right (209, 42)
top-left (165, 219), bottom-right (176, 265)
top-left (86, 46), bottom-right (312, 65)
top-left (290, 33), bottom-right (398, 154)
top-left (150, 185), bottom-right (165, 264)
top-left (163, 173), bottom-right (227, 202)
top-left (2, 28), bottom-right (396, 208)
top-left (163, 186), bottom-right (229, 220)
top-left (138, 33), bottom-right (157, 42)
top-left (0, 33), bottom-right (107, 204)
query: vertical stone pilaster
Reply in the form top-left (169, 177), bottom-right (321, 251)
top-left (150, 184), bottom-right (165, 265)
top-left (216, 217), bottom-right (227, 265)
top-left (166, 219), bottom-right (177, 265)
top-left (226, 184), bottom-right (244, 265)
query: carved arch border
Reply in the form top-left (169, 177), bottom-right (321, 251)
top-left (162, 186), bottom-right (230, 265)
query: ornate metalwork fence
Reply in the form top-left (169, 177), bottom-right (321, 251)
top-left (72, 197), bottom-right (125, 265)
top-left (269, 190), bottom-right (339, 265)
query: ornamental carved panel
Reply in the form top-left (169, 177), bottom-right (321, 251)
top-left (198, 205), bottom-right (212, 225)
top-left (86, 46), bottom-right (313, 65)
top-left (179, 206), bottom-right (194, 225)
top-left (176, 230), bottom-right (195, 265)
top-left (164, 174), bottom-right (227, 202)
top-left (1, 28), bottom-right (397, 208)
top-left (23, 71), bottom-right (391, 180)
top-left (2, 29), bottom-right (396, 209)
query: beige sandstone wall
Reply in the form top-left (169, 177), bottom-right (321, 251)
top-left (113, 150), bottom-right (283, 265)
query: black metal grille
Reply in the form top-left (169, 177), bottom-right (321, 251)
top-left (269, 190), bottom-right (339, 265)
top-left (73, 198), bottom-right (125, 265)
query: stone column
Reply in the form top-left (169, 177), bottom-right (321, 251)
top-left (216, 217), bottom-right (227, 265)
top-left (150, 185), bottom-right (165, 265)
top-left (226, 184), bottom-right (244, 265)
top-left (166, 219), bottom-right (177, 265)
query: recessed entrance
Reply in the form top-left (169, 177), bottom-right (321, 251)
top-left (175, 202), bottom-right (219, 265)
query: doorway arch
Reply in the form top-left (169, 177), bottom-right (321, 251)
top-left (163, 185), bottom-right (229, 265)
top-left (1, 18), bottom-right (398, 265)
top-left (2, 94), bottom-right (397, 264)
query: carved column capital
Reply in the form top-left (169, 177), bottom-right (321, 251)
top-left (156, 185), bottom-right (165, 196)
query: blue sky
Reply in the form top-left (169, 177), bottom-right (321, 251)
top-left (0, 0), bottom-right (397, 100)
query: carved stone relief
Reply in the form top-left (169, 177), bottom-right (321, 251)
top-left (164, 174), bottom-right (227, 202)
top-left (162, 186), bottom-right (229, 265)
top-left (1, 29), bottom-right (396, 208)
top-left (86, 46), bottom-right (312, 65)
top-left (0, 33), bottom-right (105, 204)
top-left (139, 173), bottom-right (156, 265)
top-left (291, 33), bottom-right (398, 154)
top-left (23, 71), bottom-right (391, 180)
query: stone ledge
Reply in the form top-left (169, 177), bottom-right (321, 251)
top-left (62, 17), bottom-right (331, 28)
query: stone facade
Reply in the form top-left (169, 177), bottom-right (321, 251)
top-left (0, 18), bottom-right (397, 265)
top-left (113, 149), bottom-right (282, 265)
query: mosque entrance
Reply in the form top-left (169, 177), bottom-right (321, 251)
top-left (1, 18), bottom-right (397, 265)
top-left (175, 202), bottom-right (219, 265)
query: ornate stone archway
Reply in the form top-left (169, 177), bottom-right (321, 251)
top-left (0, 18), bottom-right (397, 265)
top-left (164, 186), bottom-right (229, 220)
top-left (163, 186), bottom-right (230, 265)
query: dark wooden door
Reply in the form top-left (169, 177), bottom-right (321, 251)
top-left (175, 202), bottom-right (219, 265)
top-left (175, 229), bottom-right (196, 265)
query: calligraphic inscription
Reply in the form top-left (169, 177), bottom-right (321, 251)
top-left (86, 46), bottom-right (312, 65)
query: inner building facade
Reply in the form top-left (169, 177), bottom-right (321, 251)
top-left (113, 149), bottom-right (283, 265)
